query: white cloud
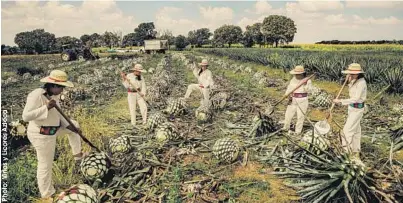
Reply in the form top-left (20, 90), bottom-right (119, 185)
top-left (352, 15), bottom-right (402, 25)
top-left (296, 0), bottom-right (344, 12)
top-left (345, 1), bottom-right (403, 9)
top-left (199, 6), bottom-right (233, 22)
top-left (154, 7), bottom-right (196, 36)
top-left (1, 0), bottom-right (137, 45)
top-left (325, 14), bottom-right (346, 25)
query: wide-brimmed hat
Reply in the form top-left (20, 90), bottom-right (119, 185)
top-left (289, 65), bottom-right (305, 75)
top-left (40, 70), bottom-right (74, 87)
top-left (199, 59), bottom-right (209, 66)
top-left (314, 120), bottom-right (331, 135)
top-left (130, 64), bottom-right (147, 73)
top-left (342, 63), bottom-right (365, 74)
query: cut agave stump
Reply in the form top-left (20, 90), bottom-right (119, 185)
top-left (55, 184), bottom-right (98, 203)
top-left (109, 135), bottom-right (131, 154)
top-left (212, 137), bottom-right (240, 163)
top-left (211, 92), bottom-right (229, 110)
top-left (195, 102), bottom-right (213, 123)
top-left (80, 152), bottom-right (110, 182)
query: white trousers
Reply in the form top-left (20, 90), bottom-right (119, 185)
top-left (27, 120), bottom-right (81, 198)
top-left (283, 98), bottom-right (309, 134)
top-left (342, 106), bottom-right (364, 153)
top-left (128, 93), bottom-right (147, 125)
top-left (185, 84), bottom-right (210, 105)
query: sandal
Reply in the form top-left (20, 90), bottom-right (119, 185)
top-left (74, 152), bottom-right (89, 161)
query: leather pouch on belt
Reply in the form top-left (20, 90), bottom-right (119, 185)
top-left (40, 125), bottom-right (60, 135)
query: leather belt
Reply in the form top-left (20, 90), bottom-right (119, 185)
top-left (292, 93), bottom-right (308, 98)
top-left (350, 103), bottom-right (365, 109)
top-left (128, 89), bottom-right (138, 93)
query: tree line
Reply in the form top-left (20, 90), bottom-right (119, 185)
top-left (1, 15), bottom-right (301, 55)
top-left (315, 40), bottom-right (403, 45)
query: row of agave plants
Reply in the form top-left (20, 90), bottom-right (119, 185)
top-left (195, 48), bottom-right (403, 94)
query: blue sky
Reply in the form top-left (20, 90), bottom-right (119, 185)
top-left (2, 1), bottom-right (403, 45)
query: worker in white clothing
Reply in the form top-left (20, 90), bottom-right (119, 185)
top-left (333, 63), bottom-right (367, 165)
top-left (121, 64), bottom-right (147, 126)
top-left (184, 59), bottom-right (214, 105)
top-left (22, 70), bottom-right (86, 201)
top-left (283, 65), bottom-right (313, 135)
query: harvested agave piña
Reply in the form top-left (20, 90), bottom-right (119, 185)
top-left (165, 97), bottom-right (187, 116)
top-left (55, 184), bottom-right (98, 203)
top-left (109, 135), bottom-right (131, 154)
top-left (155, 122), bottom-right (180, 142)
top-left (211, 92), bottom-right (229, 110)
top-left (145, 112), bottom-right (166, 132)
top-left (212, 137), bottom-right (240, 163)
top-left (249, 112), bottom-right (279, 137)
top-left (312, 92), bottom-right (333, 108)
top-left (80, 152), bottom-right (110, 182)
top-left (275, 137), bottom-right (394, 203)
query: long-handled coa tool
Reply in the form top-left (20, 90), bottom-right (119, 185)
top-left (267, 74), bottom-right (316, 115)
top-left (44, 94), bottom-right (101, 153)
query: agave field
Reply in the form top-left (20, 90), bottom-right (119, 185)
top-left (196, 48), bottom-right (403, 94)
top-left (1, 46), bottom-right (403, 203)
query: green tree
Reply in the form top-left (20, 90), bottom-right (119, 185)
top-left (102, 31), bottom-right (119, 48)
top-left (261, 15), bottom-right (297, 47)
top-left (213, 25), bottom-right (243, 48)
top-left (187, 28), bottom-right (212, 48)
top-left (80, 34), bottom-right (91, 46)
top-left (14, 29), bottom-right (56, 54)
top-left (122, 33), bottom-right (138, 47)
top-left (89, 33), bottom-right (102, 47)
top-left (134, 22), bottom-right (157, 46)
top-left (174, 35), bottom-right (189, 50)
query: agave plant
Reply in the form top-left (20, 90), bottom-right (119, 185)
top-left (273, 135), bottom-right (397, 203)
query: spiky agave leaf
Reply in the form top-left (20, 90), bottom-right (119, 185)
top-left (382, 66), bottom-right (403, 94)
top-left (274, 135), bottom-right (394, 203)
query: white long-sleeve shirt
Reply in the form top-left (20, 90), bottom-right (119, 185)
top-left (340, 78), bottom-right (367, 105)
top-left (192, 65), bottom-right (214, 88)
top-left (285, 77), bottom-right (313, 96)
top-left (22, 88), bottom-right (69, 133)
top-left (122, 73), bottom-right (146, 96)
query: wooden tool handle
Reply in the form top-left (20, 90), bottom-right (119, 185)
top-left (44, 94), bottom-right (101, 152)
top-left (273, 74), bottom-right (315, 107)
top-left (327, 75), bottom-right (349, 119)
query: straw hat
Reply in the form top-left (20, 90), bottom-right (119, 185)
top-left (314, 120), bottom-right (331, 135)
top-left (289, 65), bottom-right (305, 75)
top-left (199, 59), bottom-right (209, 66)
top-left (40, 70), bottom-right (74, 87)
top-left (342, 63), bottom-right (365, 74)
top-left (130, 64), bottom-right (147, 73)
